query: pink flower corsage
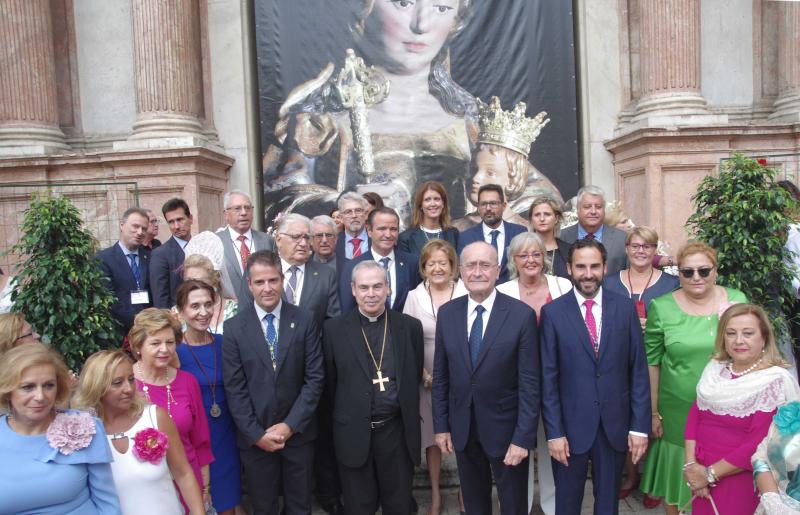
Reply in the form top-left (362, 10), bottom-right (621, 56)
top-left (46, 412), bottom-right (96, 455)
top-left (132, 427), bottom-right (169, 464)
top-left (718, 301), bottom-right (739, 317)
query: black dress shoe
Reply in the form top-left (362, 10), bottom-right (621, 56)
top-left (322, 501), bottom-right (345, 515)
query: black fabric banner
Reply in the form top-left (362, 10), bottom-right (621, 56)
top-left (255, 0), bottom-right (579, 228)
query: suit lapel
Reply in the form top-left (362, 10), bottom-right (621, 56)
top-left (344, 310), bottom-right (373, 381)
top-left (298, 264), bottom-right (320, 309)
top-left (565, 294), bottom-right (599, 360)
top-left (221, 232), bottom-right (244, 281)
top-left (474, 293), bottom-right (509, 370)
top-left (137, 247), bottom-right (149, 288)
top-left (392, 254), bottom-right (408, 310)
top-left (453, 297), bottom-right (471, 372)
top-left (275, 303), bottom-right (296, 373)
top-left (113, 244), bottom-right (139, 287)
top-left (243, 307), bottom-right (277, 378)
top-left (598, 290), bottom-right (615, 362)
top-left (389, 310), bottom-right (405, 391)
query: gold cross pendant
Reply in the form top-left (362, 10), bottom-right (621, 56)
top-left (372, 370), bottom-right (390, 392)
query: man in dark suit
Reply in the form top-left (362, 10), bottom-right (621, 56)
top-left (142, 209), bottom-right (162, 250)
top-left (457, 184), bottom-right (527, 284)
top-left (432, 241), bottom-right (539, 515)
top-left (540, 238), bottom-right (650, 515)
top-left (216, 190), bottom-right (277, 304)
top-left (275, 212), bottom-right (343, 515)
top-left (334, 192), bottom-right (370, 271)
top-left (96, 207), bottom-right (152, 338)
top-left (339, 207), bottom-right (421, 313)
top-left (323, 260), bottom-right (424, 515)
top-left (222, 250), bottom-right (324, 515)
top-left (559, 185), bottom-right (628, 275)
top-left (150, 198), bottom-right (193, 308)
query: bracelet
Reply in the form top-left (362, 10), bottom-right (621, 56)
top-left (706, 466), bottom-right (718, 487)
top-left (203, 484), bottom-right (211, 494)
top-left (652, 412), bottom-right (663, 420)
top-left (682, 461), bottom-right (696, 470)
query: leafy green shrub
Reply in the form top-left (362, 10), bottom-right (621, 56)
top-left (687, 153), bottom-right (797, 349)
top-left (10, 194), bottom-right (118, 370)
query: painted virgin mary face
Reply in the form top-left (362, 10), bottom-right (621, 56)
top-left (371, 0), bottom-right (460, 74)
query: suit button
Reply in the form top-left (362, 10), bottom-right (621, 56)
top-left (594, 401), bottom-right (600, 406)
top-left (596, 373), bottom-right (601, 378)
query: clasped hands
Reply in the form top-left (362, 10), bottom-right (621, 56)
top-left (256, 422), bottom-right (294, 452)
top-left (683, 463), bottom-right (712, 499)
top-left (434, 432), bottom-right (528, 466)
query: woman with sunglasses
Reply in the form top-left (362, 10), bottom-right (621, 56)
top-left (604, 227), bottom-right (680, 500)
top-left (639, 241), bottom-right (746, 513)
top-left (0, 312), bottom-right (41, 355)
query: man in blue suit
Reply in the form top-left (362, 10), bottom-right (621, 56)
top-left (339, 207), bottom-right (420, 313)
top-left (96, 207), bottom-right (152, 338)
top-left (432, 241), bottom-right (539, 515)
top-left (457, 184), bottom-right (527, 284)
top-left (540, 238), bottom-right (650, 515)
top-left (149, 197), bottom-right (193, 308)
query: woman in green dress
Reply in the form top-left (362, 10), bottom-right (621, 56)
top-left (639, 241), bottom-right (747, 513)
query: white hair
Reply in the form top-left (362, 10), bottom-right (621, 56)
top-left (311, 215), bottom-right (337, 233)
top-left (576, 185), bottom-right (606, 205)
top-left (351, 260), bottom-right (389, 285)
top-left (277, 213), bottom-right (311, 234)
top-left (223, 190), bottom-right (253, 209)
top-left (337, 191), bottom-right (368, 211)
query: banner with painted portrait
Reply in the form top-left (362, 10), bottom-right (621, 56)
top-left (255, 0), bottom-right (580, 229)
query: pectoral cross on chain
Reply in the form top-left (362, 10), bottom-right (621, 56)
top-left (372, 370), bottom-right (390, 392)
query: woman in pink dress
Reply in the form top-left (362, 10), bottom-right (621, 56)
top-left (682, 304), bottom-right (800, 514)
top-left (128, 308), bottom-right (214, 511)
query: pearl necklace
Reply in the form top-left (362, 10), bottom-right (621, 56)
top-left (136, 362), bottom-right (175, 417)
top-left (727, 356), bottom-right (764, 377)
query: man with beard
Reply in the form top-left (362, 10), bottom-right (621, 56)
top-left (539, 238), bottom-right (650, 515)
top-left (457, 184), bottom-right (527, 284)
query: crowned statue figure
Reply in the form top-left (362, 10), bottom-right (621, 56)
top-left (453, 96), bottom-right (552, 230)
top-left (261, 0), bottom-right (562, 228)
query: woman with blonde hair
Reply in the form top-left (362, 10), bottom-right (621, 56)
top-left (129, 308), bottom-right (214, 511)
top-left (682, 304), bottom-right (799, 514)
top-left (0, 312), bottom-right (40, 355)
top-left (0, 342), bottom-right (120, 514)
top-left (73, 350), bottom-right (205, 514)
top-left (528, 195), bottom-right (571, 278)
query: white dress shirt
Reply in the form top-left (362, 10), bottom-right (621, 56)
top-left (228, 227), bottom-right (254, 274)
top-left (467, 288), bottom-right (497, 339)
top-left (281, 258), bottom-right (306, 305)
top-left (482, 222), bottom-right (506, 264)
top-left (254, 299), bottom-right (282, 338)
top-left (372, 247), bottom-right (397, 308)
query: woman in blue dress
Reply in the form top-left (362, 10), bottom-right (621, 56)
top-left (176, 279), bottom-right (242, 515)
top-left (0, 342), bottom-right (120, 514)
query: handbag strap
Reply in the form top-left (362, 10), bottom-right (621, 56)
top-left (680, 494), bottom-right (720, 515)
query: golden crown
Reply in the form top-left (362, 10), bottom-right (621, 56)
top-left (476, 96), bottom-right (550, 158)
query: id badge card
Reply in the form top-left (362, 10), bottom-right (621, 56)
top-left (131, 290), bottom-right (150, 305)
top-left (635, 299), bottom-right (647, 320)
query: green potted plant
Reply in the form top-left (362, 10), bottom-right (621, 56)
top-left (10, 194), bottom-right (118, 371)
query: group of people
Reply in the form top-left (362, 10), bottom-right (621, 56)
top-left (2, 182), bottom-right (800, 515)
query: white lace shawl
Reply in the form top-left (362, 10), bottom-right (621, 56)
top-left (695, 359), bottom-right (800, 418)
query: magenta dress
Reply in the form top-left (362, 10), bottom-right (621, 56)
top-left (136, 369), bottom-right (214, 509)
top-left (685, 401), bottom-right (775, 514)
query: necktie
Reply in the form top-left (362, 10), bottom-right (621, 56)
top-left (263, 313), bottom-right (278, 368)
top-left (380, 257), bottom-right (391, 308)
top-left (584, 299), bottom-right (599, 355)
top-left (351, 237), bottom-right (362, 258)
top-left (127, 254), bottom-right (141, 288)
top-left (585, 232), bottom-right (595, 240)
top-left (469, 305), bottom-right (485, 367)
top-left (490, 230), bottom-right (500, 257)
top-left (237, 234), bottom-right (250, 271)
top-left (285, 265), bottom-right (299, 305)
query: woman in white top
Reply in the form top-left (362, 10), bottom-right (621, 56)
top-left (73, 350), bottom-right (205, 515)
top-left (496, 231), bottom-right (572, 515)
top-left (403, 240), bottom-right (467, 515)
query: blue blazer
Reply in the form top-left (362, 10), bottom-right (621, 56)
top-left (338, 249), bottom-right (421, 313)
top-left (432, 292), bottom-right (539, 458)
top-left (96, 242), bottom-right (151, 336)
top-left (539, 289), bottom-right (651, 455)
top-left (457, 221), bottom-right (527, 283)
top-left (149, 236), bottom-right (185, 308)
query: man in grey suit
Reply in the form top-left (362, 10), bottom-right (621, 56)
top-left (216, 190), bottom-right (277, 304)
top-left (560, 185), bottom-right (628, 275)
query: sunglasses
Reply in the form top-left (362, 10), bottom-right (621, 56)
top-left (678, 267), bottom-right (714, 279)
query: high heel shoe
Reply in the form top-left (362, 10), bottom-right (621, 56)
top-left (642, 494), bottom-right (662, 509)
top-left (618, 478), bottom-right (640, 500)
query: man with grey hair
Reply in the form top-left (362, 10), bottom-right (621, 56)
top-left (310, 215), bottom-right (338, 271)
top-left (323, 259), bottom-right (423, 515)
top-left (216, 189), bottom-right (277, 304)
top-left (334, 191), bottom-right (370, 271)
top-left (96, 207), bottom-right (153, 337)
top-left (560, 185), bottom-right (628, 275)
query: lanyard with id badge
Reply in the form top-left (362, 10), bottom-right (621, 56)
top-left (127, 253), bottom-right (150, 305)
top-left (628, 268), bottom-right (653, 320)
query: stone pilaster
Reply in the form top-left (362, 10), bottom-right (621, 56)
top-left (770, 1), bottom-right (800, 122)
top-left (0, 0), bottom-right (68, 153)
top-left (633, 0), bottom-right (712, 121)
top-left (129, 0), bottom-right (205, 139)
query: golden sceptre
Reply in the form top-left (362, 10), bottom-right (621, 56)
top-left (332, 49), bottom-right (389, 184)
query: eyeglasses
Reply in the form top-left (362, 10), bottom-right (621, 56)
top-left (461, 261), bottom-right (497, 272)
top-left (341, 208), bottom-right (365, 217)
top-left (478, 201), bottom-right (502, 208)
top-left (515, 252), bottom-right (543, 261)
top-left (626, 243), bottom-right (656, 251)
top-left (280, 233), bottom-right (310, 242)
top-left (313, 232), bottom-right (335, 240)
top-left (678, 267), bottom-right (714, 279)
top-left (14, 332), bottom-right (34, 342)
top-left (226, 205), bottom-right (254, 213)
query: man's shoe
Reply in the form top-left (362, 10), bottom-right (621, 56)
top-left (322, 502), bottom-right (344, 515)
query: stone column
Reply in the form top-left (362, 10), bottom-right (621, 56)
top-left (633, 0), bottom-right (709, 120)
top-left (0, 0), bottom-right (68, 152)
top-left (770, 1), bottom-right (800, 121)
top-left (129, 0), bottom-right (205, 139)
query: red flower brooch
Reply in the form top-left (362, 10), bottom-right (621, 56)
top-left (132, 427), bottom-right (169, 464)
